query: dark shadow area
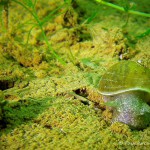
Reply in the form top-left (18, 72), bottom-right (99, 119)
top-left (0, 80), bottom-right (15, 90)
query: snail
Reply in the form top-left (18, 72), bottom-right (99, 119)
top-left (98, 61), bottom-right (150, 129)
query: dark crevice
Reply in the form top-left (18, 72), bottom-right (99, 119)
top-left (74, 88), bottom-right (88, 97)
top-left (80, 100), bottom-right (89, 106)
top-left (73, 88), bottom-right (90, 106)
top-left (43, 124), bottom-right (53, 130)
top-left (0, 80), bottom-right (15, 90)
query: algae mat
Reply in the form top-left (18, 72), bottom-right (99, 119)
top-left (0, 0), bottom-right (150, 149)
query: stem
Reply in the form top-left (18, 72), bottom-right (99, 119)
top-left (32, 6), bottom-right (66, 65)
top-left (95, 0), bottom-right (150, 18)
top-left (12, 0), bottom-right (66, 65)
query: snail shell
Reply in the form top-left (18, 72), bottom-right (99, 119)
top-left (98, 61), bottom-right (150, 129)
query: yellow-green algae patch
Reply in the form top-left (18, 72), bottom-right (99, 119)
top-left (1, 97), bottom-right (150, 150)
top-left (0, 0), bottom-right (150, 149)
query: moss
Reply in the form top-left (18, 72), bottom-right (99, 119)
top-left (110, 122), bottom-right (132, 136)
top-left (54, 5), bottom-right (78, 28)
top-left (24, 70), bottom-right (87, 99)
top-left (0, 38), bottom-right (43, 67)
top-left (1, 97), bottom-right (150, 149)
top-left (0, 97), bottom-right (52, 134)
top-left (0, 0), bottom-right (150, 149)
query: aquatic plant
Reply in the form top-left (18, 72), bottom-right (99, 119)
top-left (98, 61), bottom-right (150, 129)
top-left (95, 0), bottom-right (150, 18)
top-left (95, 0), bottom-right (150, 39)
top-left (15, 0), bottom-right (68, 64)
top-left (0, 0), bottom-right (70, 64)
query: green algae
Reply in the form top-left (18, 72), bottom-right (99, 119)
top-left (1, 97), bottom-right (150, 149)
top-left (0, 97), bottom-right (52, 135)
top-left (0, 0), bottom-right (150, 149)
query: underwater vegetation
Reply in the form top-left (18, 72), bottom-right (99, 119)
top-left (0, 0), bottom-right (67, 64)
top-left (0, 0), bottom-right (150, 149)
top-left (95, 0), bottom-right (150, 17)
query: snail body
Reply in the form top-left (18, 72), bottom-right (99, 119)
top-left (98, 61), bottom-right (150, 129)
